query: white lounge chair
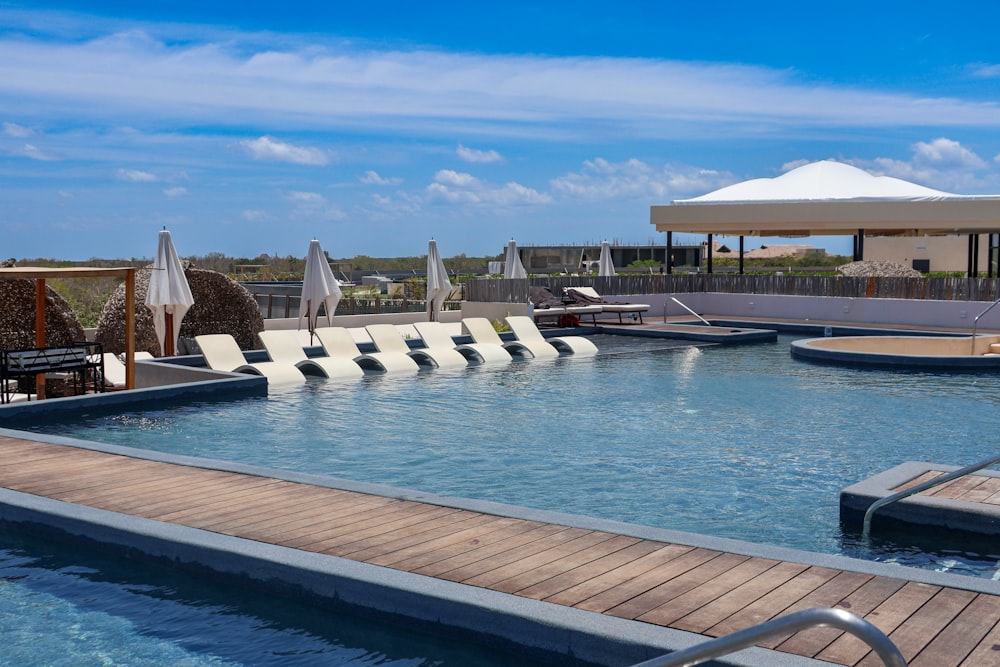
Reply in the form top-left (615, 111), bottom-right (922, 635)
top-left (313, 326), bottom-right (419, 374)
top-left (462, 316), bottom-right (556, 359)
top-left (365, 324), bottom-right (446, 370)
top-left (258, 330), bottom-right (363, 379)
top-left (456, 319), bottom-right (514, 364)
top-left (194, 334), bottom-right (306, 384)
top-left (102, 353), bottom-right (128, 388)
top-left (410, 322), bottom-right (472, 369)
top-left (564, 286), bottom-right (649, 323)
top-left (506, 316), bottom-right (599, 357)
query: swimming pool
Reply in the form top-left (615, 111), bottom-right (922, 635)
top-left (35, 334), bottom-right (1000, 578)
top-left (0, 526), bottom-right (549, 667)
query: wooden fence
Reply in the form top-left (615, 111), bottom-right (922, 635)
top-left (463, 275), bottom-right (1000, 303)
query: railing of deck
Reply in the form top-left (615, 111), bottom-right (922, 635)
top-left (463, 275), bottom-right (1000, 303)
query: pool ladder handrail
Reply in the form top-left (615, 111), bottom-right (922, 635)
top-left (970, 296), bottom-right (1000, 355)
top-left (627, 607), bottom-right (906, 667)
top-left (862, 452), bottom-right (1000, 540)
top-left (669, 297), bottom-right (712, 326)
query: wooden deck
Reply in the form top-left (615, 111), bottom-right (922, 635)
top-left (897, 470), bottom-right (1000, 506)
top-left (2, 434), bottom-right (999, 666)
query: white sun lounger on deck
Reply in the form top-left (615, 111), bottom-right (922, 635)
top-left (564, 286), bottom-right (649, 323)
top-left (410, 322), bottom-right (472, 369)
top-left (258, 330), bottom-right (363, 379)
top-left (506, 316), bottom-right (599, 357)
top-left (456, 319), bottom-right (514, 364)
top-left (313, 326), bottom-right (418, 374)
top-left (194, 334), bottom-right (306, 384)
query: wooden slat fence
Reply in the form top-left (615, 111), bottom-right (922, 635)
top-left (463, 275), bottom-right (1000, 303)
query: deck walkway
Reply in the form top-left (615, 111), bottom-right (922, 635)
top-left (2, 434), bottom-right (999, 666)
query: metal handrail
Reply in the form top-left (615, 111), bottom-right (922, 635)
top-left (862, 453), bottom-right (1000, 539)
top-left (970, 296), bottom-right (1000, 354)
top-left (670, 297), bottom-right (712, 326)
top-left (628, 607), bottom-right (906, 667)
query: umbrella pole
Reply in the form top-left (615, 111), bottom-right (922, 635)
top-left (164, 312), bottom-right (175, 356)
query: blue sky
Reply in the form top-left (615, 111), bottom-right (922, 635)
top-left (3, 1), bottom-right (1000, 261)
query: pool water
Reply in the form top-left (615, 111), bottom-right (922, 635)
top-left (0, 527), bottom-right (549, 667)
top-left (38, 334), bottom-right (1000, 578)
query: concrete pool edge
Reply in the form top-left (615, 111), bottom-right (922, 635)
top-left (3, 431), bottom-right (999, 666)
top-left (841, 461), bottom-right (1000, 536)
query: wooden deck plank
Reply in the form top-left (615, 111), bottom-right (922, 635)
top-left (635, 557), bottom-right (781, 628)
top-left (859, 588), bottom-right (977, 666)
top-left (583, 547), bottom-right (723, 616)
top-left (671, 561), bottom-right (809, 634)
top-left (773, 575), bottom-right (906, 657)
top-left (910, 593), bottom-right (1000, 667)
top-left (707, 566), bottom-right (843, 638)
top-left (957, 606), bottom-right (1000, 666)
top-left (495, 534), bottom-right (643, 596)
top-left (3, 437), bottom-right (1000, 667)
top-left (462, 530), bottom-right (624, 590)
top-left (544, 543), bottom-right (695, 609)
top-left (816, 581), bottom-right (941, 665)
top-left (287, 505), bottom-right (462, 553)
top-left (604, 551), bottom-right (749, 621)
top-left (334, 511), bottom-right (499, 561)
top-left (436, 527), bottom-right (598, 584)
top-left (520, 539), bottom-right (668, 602)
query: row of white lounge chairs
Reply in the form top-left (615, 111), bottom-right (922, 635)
top-left (195, 316), bottom-right (599, 384)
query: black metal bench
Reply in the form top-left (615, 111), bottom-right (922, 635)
top-left (1, 343), bottom-right (105, 403)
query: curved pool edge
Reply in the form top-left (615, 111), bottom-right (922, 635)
top-left (790, 336), bottom-right (1000, 369)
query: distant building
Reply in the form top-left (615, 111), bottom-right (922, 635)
top-left (511, 243), bottom-right (702, 274)
top-left (865, 235), bottom-right (991, 273)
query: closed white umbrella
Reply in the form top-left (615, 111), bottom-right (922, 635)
top-left (504, 239), bottom-right (527, 279)
top-left (145, 229), bottom-right (194, 357)
top-left (299, 239), bottom-right (342, 342)
top-left (426, 239), bottom-right (451, 321)
top-left (598, 240), bottom-right (617, 276)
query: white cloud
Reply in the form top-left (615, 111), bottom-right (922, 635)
top-left (284, 190), bottom-right (346, 220)
top-left (851, 138), bottom-right (1000, 193)
top-left (456, 144), bottom-right (503, 164)
top-left (242, 209), bottom-right (267, 221)
top-left (3, 121), bottom-right (33, 137)
top-left (163, 186), bottom-right (187, 197)
top-left (12, 143), bottom-right (57, 161)
top-left (239, 136), bottom-right (329, 166)
top-left (425, 170), bottom-right (551, 205)
top-left (0, 17), bottom-right (998, 142)
top-left (551, 158), bottom-right (734, 201)
top-left (116, 168), bottom-right (157, 182)
top-left (360, 170), bottom-right (401, 186)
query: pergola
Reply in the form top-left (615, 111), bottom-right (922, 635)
top-left (0, 266), bottom-right (137, 395)
top-left (650, 161), bottom-right (1000, 275)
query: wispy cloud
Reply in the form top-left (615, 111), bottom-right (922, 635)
top-left (1, 13), bottom-right (998, 142)
top-left (457, 144), bottom-right (503, 164)
top-left (163, 186), bottom-right (188, 197)
top-left (551, 159), bottom-right (734, 201)
top-left (10, 143), bottom-right (58, 161)
top-left (116, 168), bottom-right (157, 182)
top-left (360, 170), bottom-right (401, 186)
top-left (284, 191), bottom-right (346, 220)
top-left (425, 170), bottom-right (551, 205)
top-left (3, 121), bottom-right (33, 137)
top-left (239, 136), bottom-right (329, 165)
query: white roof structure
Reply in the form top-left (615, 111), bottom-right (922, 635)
top-left (651, 160), bottom-right (1000, 237)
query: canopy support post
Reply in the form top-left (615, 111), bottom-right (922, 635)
top-left (738, 236), bottom-right (745, 275)
top-left (968, 234), bottom-right (976, 277)
top-left (34, 278), bottom-right (46, 399)
top-left (665, 232), bottom-right (673, 275)
top-left (125, 269), bottom-right (136, 390)
top-left (706, 234), bottom-right (713, 274)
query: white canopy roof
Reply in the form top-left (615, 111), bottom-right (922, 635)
top-left (652, 160), bottom-right (1000, 237)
